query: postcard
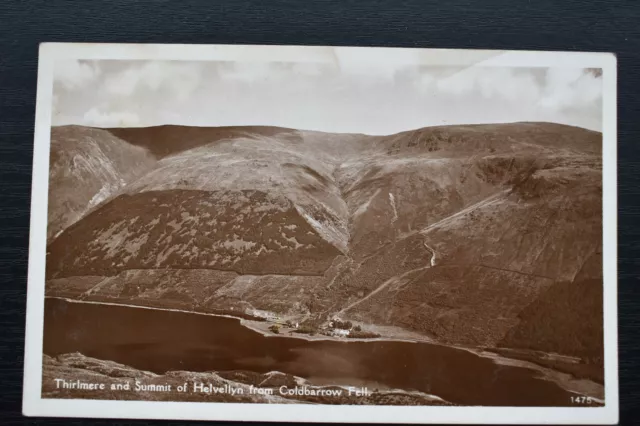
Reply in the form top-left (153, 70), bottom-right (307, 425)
top-left (23, 43), bottom-right (618, 424)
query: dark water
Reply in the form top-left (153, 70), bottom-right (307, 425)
top-left (43, 298), bottom-right (578, 406)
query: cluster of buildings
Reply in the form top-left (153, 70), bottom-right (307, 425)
top-left (253, 310), bottom-right (359, 338)
top-left (326, 317), bottom-right (356, 337)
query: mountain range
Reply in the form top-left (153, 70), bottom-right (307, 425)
top-left (45, 122), bottom-right (604, 380)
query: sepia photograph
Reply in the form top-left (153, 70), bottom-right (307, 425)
top-left (23, 44), bottom-right (618, 424)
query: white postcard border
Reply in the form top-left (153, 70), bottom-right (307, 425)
top-left (23, 43), bottom-right (618, 424)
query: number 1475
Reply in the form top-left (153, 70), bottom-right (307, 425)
top-left (570, 396), bottom-right (594, 404)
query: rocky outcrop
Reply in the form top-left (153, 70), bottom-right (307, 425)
top-left (43, 353), bottom-right (450, 405)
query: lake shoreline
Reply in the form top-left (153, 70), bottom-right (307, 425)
top-left (46, 296), bottom-right (439, 345)
top-left (45, 296), bottom-right (604, 402)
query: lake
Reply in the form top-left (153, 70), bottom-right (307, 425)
top-left (43, 297), bottom-right (579, 406)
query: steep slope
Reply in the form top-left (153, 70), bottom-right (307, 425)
top-left (47, 126), bottom-right (156, 240)
top-left (334, 163), bottom-right (601, 345)
top-left (47, 189), bottom-right (342, 278)
top-left (335, 122), bottom-right (601, 261)
top-left (325, 125), bottom-right (602, 355)
top-left (121, 133), bottom-right (350, 253)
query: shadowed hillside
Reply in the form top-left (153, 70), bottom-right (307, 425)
top-left (47, 126), bottom-right (157, 241)
top-left (107, 125), bottom-right (301, 158)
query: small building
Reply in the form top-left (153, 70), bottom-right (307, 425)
top-left (332, 329), bottom-right (350, 337)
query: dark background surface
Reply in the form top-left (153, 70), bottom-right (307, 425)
top-left (0, 0), bottom-right (638, 425)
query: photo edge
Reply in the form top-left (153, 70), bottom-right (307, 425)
top-left (25, 43), bottom-right (617, 424)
